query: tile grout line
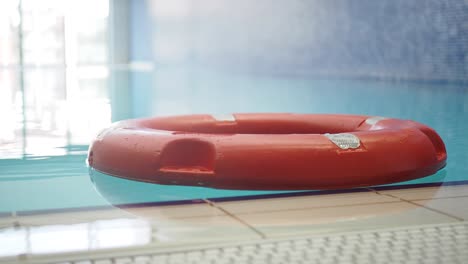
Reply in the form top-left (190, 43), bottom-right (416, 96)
top-left (408, 195), bottom-right (468, 202)
top-left (369, 189), bottom-right (466, 222)
top-left (11, 211), bottom-right (21, 228)
top-left (204, 199), bottom-right (267, 239)
top-left (210, 200), bottom-right (405, 217)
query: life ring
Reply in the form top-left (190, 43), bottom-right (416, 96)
top-left (88, 114), bottom-right (447, 190)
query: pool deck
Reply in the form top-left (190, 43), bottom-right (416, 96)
top-left (1, 183), bottom-right (467, 262)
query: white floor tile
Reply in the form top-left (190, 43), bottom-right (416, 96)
top-left (149, 215), bottom-right (261, 242)
top-left (216, 191), bottom-right (398, 215)
top-left (413, 197), bottom-right (468, 220)
top-left (125, 203), bottom-right (224, 220)
top-left (376, 184), bottom-right (468, 201)
top-left (234, 201), bottom-right (457, 238)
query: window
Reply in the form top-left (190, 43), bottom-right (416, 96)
top-left (0, 0), bottom-right (112, 157)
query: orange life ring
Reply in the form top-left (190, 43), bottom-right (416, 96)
top-left (88, 114), bottom-right (447, 190)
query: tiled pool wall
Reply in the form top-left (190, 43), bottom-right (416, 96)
top-left (131, 0), bottom-right (468, 82)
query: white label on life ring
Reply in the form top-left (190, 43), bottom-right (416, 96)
top-left (212, 114), bottom-right (236, 122)
top-left (325, 133), bottom-right (361, 149)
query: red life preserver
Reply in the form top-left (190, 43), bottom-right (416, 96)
top-left (88, 114), bottom-right (447, 190)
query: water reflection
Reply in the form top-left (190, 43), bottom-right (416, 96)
top-left (0, 218), bottom-right (151, 257)
top-left (89, 163), bottom-right (448, 208)
top-left (89, 168), bottom-right (294, 206)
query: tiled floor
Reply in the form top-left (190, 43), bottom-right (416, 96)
top-left (370, 184), bottom-right (468, 221)
top-left (210, 191), bottom-right (399, 215)
top-left (373, 184), bottom-right (468, 201)
top-left (1, 183), bottom-right (467, 259)
top-left (413, 197), bottom-right (468, 220)
top-left (126, 203), bottom-right (225, 219)
top-left (148, 215), bottom-right (261, 243)
top-left (217, 201), bottom-right (457, 238)
top-left (9, 207), bottom-right (134, 227)
top-left (209, 185), bottom-right (466, 238)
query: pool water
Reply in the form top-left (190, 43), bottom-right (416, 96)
top-left (1, 70), bottom-right (467, 213)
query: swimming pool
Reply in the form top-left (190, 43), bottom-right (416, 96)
top-left (1, 69), bottom-right (467, 213)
